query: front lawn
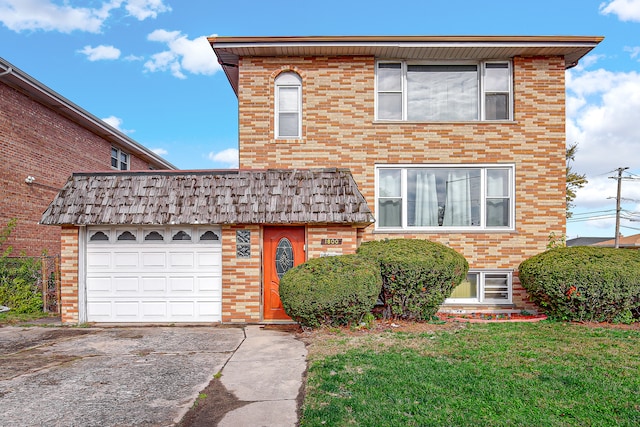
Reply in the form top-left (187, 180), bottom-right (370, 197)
top-left (301, 322), bottom-right (640, 426)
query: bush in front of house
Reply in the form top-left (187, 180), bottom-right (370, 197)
top-left (519, 247), bottom-right (640, 322)
top-left (0, 219), bottom-right (43, 314)
top-left (356, 239), bottom-right (468, 320)
top-left (279, 254), bottom-right (382, 328)
top-left (0, 260), bottom-right (42, 314)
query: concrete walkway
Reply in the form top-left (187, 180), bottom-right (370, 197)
top-left (218, 325), bottom-right (308, 427)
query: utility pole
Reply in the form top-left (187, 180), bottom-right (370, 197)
top-left (611, 167), bottom-right (629, 248)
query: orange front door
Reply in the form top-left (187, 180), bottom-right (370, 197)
top-left (263, 226), bottom-right (305, 321)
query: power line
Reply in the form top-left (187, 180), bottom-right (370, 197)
top-left (570, 209), bottom-right (615, 217)
top-left (567, 215), bottom-right (616, 223)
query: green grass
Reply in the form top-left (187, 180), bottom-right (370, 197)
top-left (301, 322), bottom-right (640, 426)
top-left (0, 310), bottom-right (58, 325)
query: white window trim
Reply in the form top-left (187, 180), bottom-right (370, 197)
top-left (445, 269), bottom-right (513, 304)
top-left (374, 163), bottom-right (515, 232)
top-left (375, 60), bottom-right (513, 122)
top-left (275, 72), bottom-right (302, 139)
top-left (481, 62), bottom-right (513, 121)
top-left (111, 147), bottom-right (130, 170)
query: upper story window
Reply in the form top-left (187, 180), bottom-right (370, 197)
top-left (111, 147), bottom-right (129, 170)
top-left (275, 72), bottom-right (302, 139)
top-left (376, 164), bottom-right (514, 231)
top-left (376, 61), bottom-right (512, 121)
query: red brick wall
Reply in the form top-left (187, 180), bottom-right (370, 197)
top-left (0, 83), bottom-right (156, 257)
top-left (236, 55), bottom-right (567, 311)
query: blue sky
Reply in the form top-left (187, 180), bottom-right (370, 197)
top-left (1, 0), bottom-right (640, 239)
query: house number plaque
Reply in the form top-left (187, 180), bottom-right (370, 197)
top-left (321, 238), bottom-right (342, 245)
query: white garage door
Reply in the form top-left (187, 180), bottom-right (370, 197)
top-left (85, 226), bottom-right (222, 322)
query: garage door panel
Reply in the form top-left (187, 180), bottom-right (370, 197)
top-left (141, 277), bottom-right (167, 292)
top-left (87, 302), bottom-right (112, 319)
top-left (142, 252), bottom-right (167, 268)
top-left (113, 303), bottom-right (140, 319)
top-left (141, 302), bottom-right (167, 318)
top-left (114, 253), bottom-right (139, 268)
top-left (197, 276), bottom-right (222, 293)
top-left (198, 301), bottom-right (221, 317)
top-left (169, 301), bottom-right (196, 317)
top-left (170, 252), bottom-right (195, 267)
top-left (114, 277), bottom-right (140, 292)
top-left (169, 277), bottom-right (195, 292)
top-left (87, 252), bottom-right (111, 269)
top-left (87, 277), bottom-right (112, 293)
top-left (197, 251), bottom-right (222, 268)
top-left (87, 226), bottom-right (222, 322)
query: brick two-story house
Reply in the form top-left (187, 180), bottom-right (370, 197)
top-left (42, 35), bottom-right (602, 324)
top-left (1, 57), bottom-right (176, 259)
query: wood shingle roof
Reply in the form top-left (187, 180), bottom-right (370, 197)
top-left (40, 169), bottom-right (374, 226)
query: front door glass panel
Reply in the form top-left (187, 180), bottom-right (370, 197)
top-left (275, 238), bottom-right (294, 278)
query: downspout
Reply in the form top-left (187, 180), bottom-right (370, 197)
top-left (0, 66), bottom-right (12, 77)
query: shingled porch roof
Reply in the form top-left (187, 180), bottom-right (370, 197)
top-left (40, 169), bottom-right (375, 227)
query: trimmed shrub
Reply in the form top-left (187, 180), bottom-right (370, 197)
top-left (357, 239), bottom-right (468, 320)
top-left (519, 247), bottom-right (640, 322)
top-left (279, 254), bottom-right (382, 328)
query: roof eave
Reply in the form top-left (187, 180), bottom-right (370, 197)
top-left (209, 35), bottom-right (604, 95)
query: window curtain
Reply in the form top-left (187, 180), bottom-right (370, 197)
top-left (412, 170), bottom-right (439, 226)
top-left (407, 65), bottom-right (478, 121)
top-left (443, 170), bottom-right (472, 226)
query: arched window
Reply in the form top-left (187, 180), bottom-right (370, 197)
top-left (144, 231), bottom-right (164, 241)
top-left (172, 230), bottom-right (192, 241)
top-left (275, 72), bottom-right (302, 139)
top-left (89, 231), bottom-right (109, 242)
top-left (117, 231), bottom-right (136, 241)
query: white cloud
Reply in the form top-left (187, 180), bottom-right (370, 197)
top-left (151, 147), bottom-right (168, 156)
top-left (0, 0), bottom-right (169, 33)
top-left (124, 0), bottom-right (170, 20)
top-left (78, 44), bottom-right (121, 61)
top-left (566, 65), bottom-right (640, 235)
top-left (102, 115), bottom-right (134, 134)
top-left (124, 54), bottom-right (144, 61)
top-left (208, 148), bottom-right (239, 168)
top-left (567, 68), bottom-right (640, 176)
top-left (144, 29), bottom-right (219, 79)
top-left (0, 0), bottom-right (117, 33)
top-left (624, 45), bottom-right (640, 60)
top-left (599, 0), bottom-right (640, 22)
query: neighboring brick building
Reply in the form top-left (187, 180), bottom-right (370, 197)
top-left (42, 35), bottom-right (603, 324)
top-left (0, 57), bottom-right (176, 258)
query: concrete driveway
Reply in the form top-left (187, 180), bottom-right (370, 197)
top-left (0, 325), bottom-right (245, 426)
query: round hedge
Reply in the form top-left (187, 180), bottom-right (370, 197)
top-left (357, 239), bottom-right (468, 320)
top-left (519, 247), bottom-right (640, 322)
top-left (279, 254), bottom-right (382, 328)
